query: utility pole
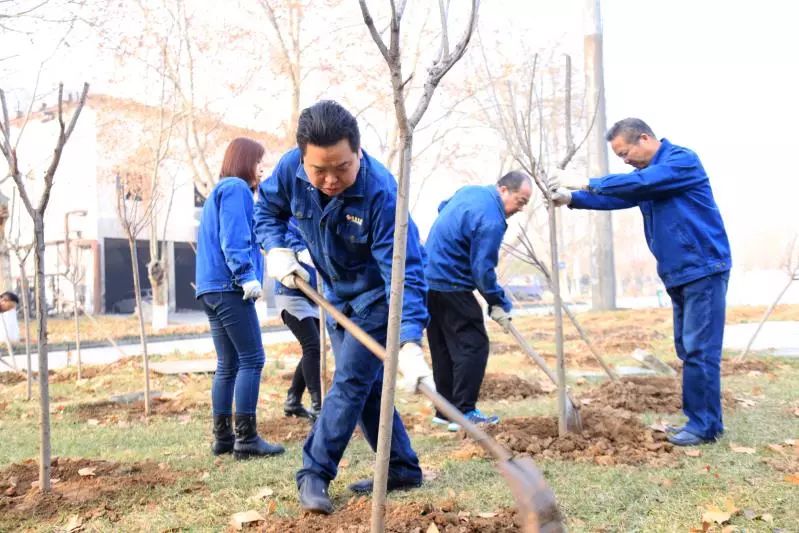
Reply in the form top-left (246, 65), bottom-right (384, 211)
top-left (584, 0), bottom-right (616, 310)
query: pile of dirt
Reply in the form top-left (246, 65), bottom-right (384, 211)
top-left (261, 496), bottom-right (521, 532)
top-left (50, 357), bottom-right (141, 383)
top-left (0, 372), bottom-right (26, 385)
top-left (579, 376), bottom-right (737, 414)
top-left (595, 328), bottom-right (666, 352)
top-left (579, 376), bottom-right (683, 413)
top-left (457, 407), bottom-right (676, 466)
top-left (480, 373), bottom-right (546, 401)
top-left (0, 457), bottom-right (180, 528)
top-left (722, 358), bottom-right (774, 376)
top-left (258, 415), bottom-right (314, 443)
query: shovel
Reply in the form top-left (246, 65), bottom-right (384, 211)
top-left (507, 322), bottom-right (582, 432)
top-left (293, 276), bottom-right (564, 533)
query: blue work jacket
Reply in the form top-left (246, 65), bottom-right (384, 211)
top-left (424, 185), bottom-right (512, 312)
top-left (274, 217), bottom-right (318, 298)
top-left (195, 177), bottom-right (263, 297)
top-left (254, 148), bottom-right (428, 343)
top-left (570, 138), bottom-right (731, 288)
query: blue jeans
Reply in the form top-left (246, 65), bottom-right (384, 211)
top-left (667, 271), bottom-right (729, 440)
top-left (201, 291), bottom-right (265, 416)
top-left (296, 302), bottom-right (422, 485)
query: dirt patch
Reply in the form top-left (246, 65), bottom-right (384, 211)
top-left (480, 373), bottom-right (546, 401)
top-left (595, 328), bottom-right (666, 353)
top-left (579, 376), bottom-right (737, 414)
top-left (722, 358), bottom-right (775, 376)
top-left (0, 371), bottom-right (26, 385)
top-left (0, 457), bottom-right (181, 528)
top-left (71, 396), bottom-right (207, 425)
top-left (49, 357), bottom-right (141, 383)
top-left (455, 407), bottom-right (676, 466)
top-left (258, 415), bottom-right (314, 443)
top-left (260, 496), bottom-right (520, 532)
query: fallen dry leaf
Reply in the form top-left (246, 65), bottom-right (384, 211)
top-left (87, 418), bottom-right (100, 426)
top-left (684, 449), bottom-right (702, 457)
top-left (200, 472), bottom-right (210, 481)
top-left (229, 510), bottom-right (265, 530)
top-left (785, 474), bottom-right (799, 485)
top-left (759, 513), bottom-right (774, 524)
top-left (734, 397), bottom-right (756, 408)
top-left (339, 458), bottom-right (350, 469)
top-left (720, 526), bottom-right (735, 533)
top-left (265, 499), bottom-right (277, 515)
top-left (478, 512), bottom-right (498, 518)
top-left (702, 507), bottom-right (731, 525)
top-left (767, 444), bottom-right (787, 456)
top-left (78, 467), bottom-right (96, 477)
top-left (729, 443), bottom-right (756, 454)
top-left (426, 523), bottom-right (441, 533)
top-left (743, 509), bottom-right (757, 520)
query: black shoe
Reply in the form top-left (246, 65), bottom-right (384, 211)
top-left (308, 391), bottom-right (322, 421)
top-left (233, 414), bottom-right (285, 460)
top-left (298, 475), bottom-right (333, 514)
top-left (211, 414), bottom-right (234, 455)
top-left (284, 392), bottom-right (314, 419)
top-left (348, 476), bottom-right (422, 494)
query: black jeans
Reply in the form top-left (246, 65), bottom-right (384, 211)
top-left (281, 311), bottom-right (322, 401)
top-left (426, 290), bottom-right (489, 418)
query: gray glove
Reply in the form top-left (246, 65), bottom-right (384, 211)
top-left (397, 342), bottom-right (435, 394)
top-left (489, 305), bottom-right (511, 332)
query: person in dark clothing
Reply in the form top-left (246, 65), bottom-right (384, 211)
top-left (424, 171), bottom-right (532, 431)
top-left (275, 218), bottom-right (322, 420)
top-left (550, 118), bottom-right (731, 446)
top-left (195, 137), bottom-right (284, 460)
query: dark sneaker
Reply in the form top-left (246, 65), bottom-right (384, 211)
top-left (667, 430), bottom-right (715, 446)
top-left (348, 477), bottom-right (422, 494)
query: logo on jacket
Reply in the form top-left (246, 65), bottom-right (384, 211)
top-left (345, 213), bottom-right (363, 226)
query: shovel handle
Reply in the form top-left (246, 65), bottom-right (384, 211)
top-left (292, 276), bottom-right (513, 462)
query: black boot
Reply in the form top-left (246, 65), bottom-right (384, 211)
top-left (284, 391), bottom-right (313, 419)
top-left (211, 414), bottom-right (234, 455)
top-left (307, 391), bottom-right (322, 421)
top-left (233, 414), bottom-right (285, 460)
top-left (298, 475), bottom-right (333, 514)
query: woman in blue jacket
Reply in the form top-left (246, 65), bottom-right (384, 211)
top-left (195, 137), bottom-right (284, 460)
top-left (276, 218), bottom-right (322, 420)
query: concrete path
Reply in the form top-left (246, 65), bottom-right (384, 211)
top-left (0, 328), bottom-right (297, 374)
top-left (723, 321), bottom-right (799, 357)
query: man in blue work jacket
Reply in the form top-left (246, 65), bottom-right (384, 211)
top-left (254, 100), bottom-right (434, 514)
top-left (424, 171), bottom-right (533, 431)
top-left (550, 118), bottom-right (731, 446)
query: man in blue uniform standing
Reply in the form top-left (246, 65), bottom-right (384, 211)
top-left (254, 100), bottom-right (434, 514)
top-left (550, 118), bottom-right (731, 446)
top-left (424, 171), bottom-right (532, 431)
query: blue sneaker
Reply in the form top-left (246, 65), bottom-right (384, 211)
top-left (447, 409), bottom-right (499, 431)
top-left (667, 430), bottom-right (715, 446)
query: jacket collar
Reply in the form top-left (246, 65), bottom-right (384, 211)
top-left (650, 138), bottom-right (672, 166)
top-left (489, 185), bottom-right (507, 222)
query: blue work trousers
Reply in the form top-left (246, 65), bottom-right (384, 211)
top-left (296, 303), bottom-right (422, 485)
top-left (201, 291), bottom-right (265, 416)
top-left (667, 271), bottom-right (729, 440)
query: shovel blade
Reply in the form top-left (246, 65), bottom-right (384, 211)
top-left (498, 457), bottom-right (564, 533)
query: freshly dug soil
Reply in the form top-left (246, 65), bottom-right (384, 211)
top-left (480, 373), bottom-right (546, 401)
top-left (260, 496), bottom-right (521, 532)
top-left (579, 376), bottom-right (737, 414)
top-left (456, 407), bottom-right (676, 466)
top-left (71, 395), bottom-right (207, 424)
top-left (0, 457), bottom-right (182, 529)
top-left (258, 415), bottom-right (314, 443)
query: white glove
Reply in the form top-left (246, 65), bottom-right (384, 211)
top-left (548, 187), bottom-right (572, 208)
top-left (489, 306), bottom-right (512, 332)
top-left (549, 170), bottom-right (589, 191)
top-left (241, 279), bottom-right (262, 300)
top-left (397, 342), bottom-right (435, 394)
top-left (297, 248), bottom-right (314, 267)
top-left (266, 247), bottom-right (310, 289)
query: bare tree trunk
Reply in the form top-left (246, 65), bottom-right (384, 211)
top-left (129, 238), bottom-right (151, 415)
top-left (73, 292), bottom-right (81, 380)
top-left (33, 215), bottom-right (51, 491)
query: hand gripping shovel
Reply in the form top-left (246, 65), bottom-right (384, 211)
top-left (507, 322), bottom-right (583, 432)
top-left (293, 276), bottom-right (564, 533)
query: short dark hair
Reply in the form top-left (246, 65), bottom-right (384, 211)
top-left (605, 118), bottom-right (656, 143)
top-left (0, 291), bottom-right (19, 303)
top-left (219, 137), bottom-right (265, 188)
top-left (497, 170), bottom-right (532, 192)
top-left (296, 100), bottom-right (360, 155)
